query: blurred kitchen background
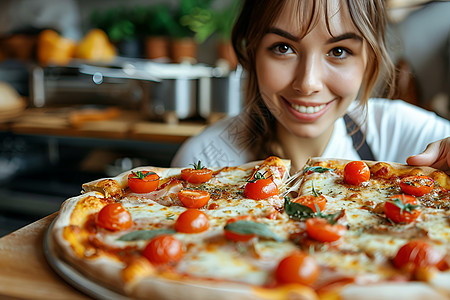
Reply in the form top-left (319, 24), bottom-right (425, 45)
top-left (0, 0), bottom-right (448, 236)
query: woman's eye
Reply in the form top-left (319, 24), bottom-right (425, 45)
top-left (270, 43), bottom-right (294, 55)
top-left (327, 47), bottom-right (351, 59)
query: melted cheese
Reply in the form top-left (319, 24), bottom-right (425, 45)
top-left (297, 167), bottom-right (450, 283)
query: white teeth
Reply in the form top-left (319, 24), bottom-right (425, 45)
top-left (291, 103), bottom-right (326, 114)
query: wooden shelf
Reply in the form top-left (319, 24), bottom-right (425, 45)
top-left (5, 108), bottom-right (205, 144)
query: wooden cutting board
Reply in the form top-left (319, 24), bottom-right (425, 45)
top-left (0, 213), bottom-right (90, 299)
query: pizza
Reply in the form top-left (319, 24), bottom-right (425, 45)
top-left (49, 156), bottom-right (450, 300)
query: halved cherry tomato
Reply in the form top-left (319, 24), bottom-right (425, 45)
top-left (178, 189), bottom-right (210, 208)
top-left (393, 240), bottom-right (444, 272)
top-left (275, 251), bottom-right (320, 286)
top-left (291, 195), bottom-right (327, 212)
top-left (305, 218), bottom-right (347, 243)
top-left (175, 209), bottom-right (209, 233)
top-left (181, 161), bottom-right (213, 184)
top-left (343, 161), bottom-right (370, 185)
top-left (400, 176), bottom-right (435, 197)
top-left (384, 194), bottom-right (421, 224)
top-left (244, 172), bottom-right (279, 200)
top-left (95, 203), bottom-right (132, 231)
top-left (128, 171), bottom-right (160, 193)
top-left (224, 216), bottom-right (256, 242)
top-left (142, 235), bottom-right (183, 265)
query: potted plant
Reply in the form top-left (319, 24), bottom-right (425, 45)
top-left (169, 0), bottom-right (213, 63)
top-left (213, 0), bottom-right (240, 70)
top-left (144, 4), bottom-right (173, 61)
top-left (90, 6), bottom-right (140, 57)
top-left (181, 0), bottom-right (240, 68)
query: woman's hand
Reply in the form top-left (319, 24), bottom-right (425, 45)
top-left (406, 137), bottom-right (450, 174)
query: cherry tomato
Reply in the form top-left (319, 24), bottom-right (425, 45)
top-left (224, 216), bottom-right (256, 242)
top-left (305, 218), bottom-right (347, 243)
top-left (95, 203), bottom-right (132, 231)
top-left (128, 171), bottom-right (160, 193)
top-left (275, 252), bottom-right (320, 286)
top-left (343, 161), bottom-right (370, 185)
top-left (142, 235), bottom-right (183, 265)
top-left (181, 168), bottom-right (212, 184)
top-left (384, 194), bottom-right (421, 224)
top-left (400, 176), bottom-right (435, 197)
top-left (178, 189), bottom-right (210, 208)
top-left (393, 240), bottom-right (444, 272)
top-left (244, 177), bottom-right (279, 200)
top-left (175, 209), bottom-right (210, 233)
top-left (291, 195), bottom-right (327, 212)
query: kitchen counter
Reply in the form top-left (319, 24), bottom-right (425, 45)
top-left (0, 213), bottom-right (90, 299)
top-left (5, 107), bottom-right (206, 144)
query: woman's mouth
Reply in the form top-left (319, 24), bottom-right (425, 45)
top-left (290, 103), bottom-right (327, 114)
top-left (282, 97), bottom-right (333, 122)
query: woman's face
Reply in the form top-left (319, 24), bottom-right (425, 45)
top-left (255, 0), bottom-right (368, 139)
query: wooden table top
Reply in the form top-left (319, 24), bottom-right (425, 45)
top-left (0, 213), bottom-right (91, 299)
top-left (4, 107), bottom-right (206, 144)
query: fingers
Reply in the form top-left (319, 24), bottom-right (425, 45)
top-left (407, 138), bottom-right (450, 174)
top-left (406, 142), bottom-right (439, 166)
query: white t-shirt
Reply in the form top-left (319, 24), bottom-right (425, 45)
top-left (171, 99), bottom-right (450, 168)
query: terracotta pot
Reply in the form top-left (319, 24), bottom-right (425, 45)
top-left (0, 34), bottom-right (37, 61)
top-left (145, 36), bottom-right (170, 61)
top-left (170, 38), bottom-right (197, 64)
top-left (217, 41), bottom-right (238, 70)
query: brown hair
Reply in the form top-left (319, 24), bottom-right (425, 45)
top-left (231, 0), bottom-right (395, 158)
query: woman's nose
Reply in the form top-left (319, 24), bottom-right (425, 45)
top-left (291, 53), bottom-right (323, 95)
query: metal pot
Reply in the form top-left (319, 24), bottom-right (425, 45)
top-left (198, 66), bottom-right (245, 122)
top-left (144, 77), bottom-right (197, 122)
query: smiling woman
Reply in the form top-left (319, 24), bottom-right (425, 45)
top-left (255, 0), bottom-right (368, 155)
top-left (171, 0), bottom-right (450, 174)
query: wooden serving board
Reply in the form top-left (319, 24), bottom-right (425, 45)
top-left (0, 213), bottom-right (90, 300)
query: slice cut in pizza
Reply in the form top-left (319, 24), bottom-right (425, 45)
top-left (49, 156), bottom-right (450, 300)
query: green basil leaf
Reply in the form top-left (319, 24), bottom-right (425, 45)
top-left (284, 197), bottom-right (315, 221)
top-left (303, 166), bottom-right (334, 174)
top-left (284, 197), bottom-right (343, 224)
top-left (118, 229), bottom-right (176, 241)
top-left (224, 220), bottom-right (282, 242)
top-left (317, 210), bottom-right (344, 225)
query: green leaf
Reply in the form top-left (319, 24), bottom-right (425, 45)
top-left (248, 171), bottom-right (267, 183)
top-left (389, 195), bottom-right (420, 214)
top-left (284, 197), bottom-right (315, 221)
top-left (303, 166), bottom-right (334, 174)
top-left (311, 181), bottom-right (320, 197)
top-left (284, 196), bottom-right (343, 224)
top-left (316, 210), bottom-right (343, 225)
top-left (117, 229), bottom-right (175, 241)
top-left (224, 220), bottom-right (282, 242)
top-left (190, 160), bottom-right (205, 170)
top-left (130, 171), bottom-right (157, 180)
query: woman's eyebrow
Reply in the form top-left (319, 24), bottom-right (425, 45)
top-left (267, 27), bottom-right (299, 42)
top-left (327, 33), bottom-right (362, 44)
top-left (267, 27), bottom-right (362, 44)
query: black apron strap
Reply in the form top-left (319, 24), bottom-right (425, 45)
top-left (343, 114), bottom-right (375, 161)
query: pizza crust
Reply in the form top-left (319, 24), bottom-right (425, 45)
top-left (340, 282), bottom-right (449, 300)
top-left (307, 157), bottom-right (437, 175)
top-left (82, 158), bottom-right (292, 195)
top-left (307, 157), bottom-right (449, 188)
